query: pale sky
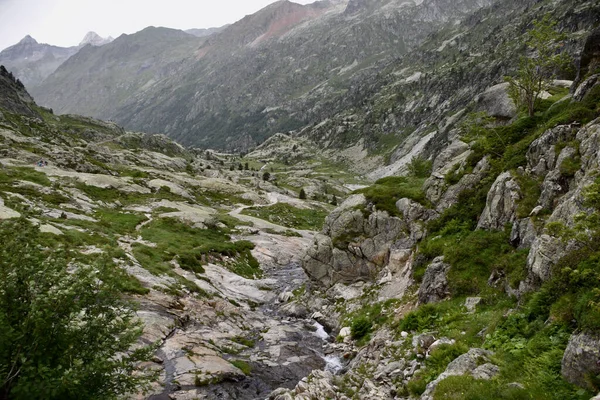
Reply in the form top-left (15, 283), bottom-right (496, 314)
top-left (0, 0), bottom-right (316, 51)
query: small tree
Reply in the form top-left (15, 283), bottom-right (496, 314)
top-left (407, 156), bottom-right (433, 178)
top-left (0, 220), bottom-right (154, 399)
top-left (262, 171), bottom-right (270, 181)
top-left (505, 15), bottom-right (570, 117)
top-left (299, 188), bottom-right (307, 199)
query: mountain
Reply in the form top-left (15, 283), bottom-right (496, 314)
top-left (0, 31), bottom-right (113, 88)
top-left (79, 31), bottom-right (114, 46)
top-left (0, 35), bottom-right (79, 87)
top-left (0, 65), bottom-right (39, 117)
top-left (185, 26), bottom-right (229, 38)
top-left (32, 0), bottom-right (496, 150)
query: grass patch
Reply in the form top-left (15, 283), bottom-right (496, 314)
top-left (354, 176), bottom-right (427, 217)
top-left (230, 360), bottom-right (252, 375)
top-left (241, 203), bottom-right (328, 231)
top-left (136, 218), bottom-right (260, 279)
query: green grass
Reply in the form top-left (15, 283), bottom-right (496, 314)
top-left (0, 167), bottom-right (52, 186)
top-left (230, 360), bottom-right (252, 375)
top-left (241, 203), bottom-right (329, 231)
top-left (135, 218), bottom-right (261, 279)
top-left (354, 176), bottom-right (427, 217)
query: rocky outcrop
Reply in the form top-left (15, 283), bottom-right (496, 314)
top-left (477, 171), bottom-right (521, 230)
top-left (524, 119), bottom-right (600, 286)
top-left (303, 194), bottom-right (408, 288)
top-left (425, 157), bottom-right (491, 212)
top-left (561, 332), bottom-right (600, 391)
top-left (573, 27), bottom-right (600, 91)
top-left (417, 256), bottom-right (451, 304)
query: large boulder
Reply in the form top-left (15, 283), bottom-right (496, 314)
top-left (475, 83), bottom-right (517, 120)
top-left (561, 332), bottom-right (600, 390)
top-left (421, 348), bottom-right (497, 400)
top-left (477, 171), bottom-right (521, 230)
top-left (418, 256), bottom-right (451, 304)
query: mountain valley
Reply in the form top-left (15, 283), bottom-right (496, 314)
top-left (1, 0), bottom-right (600, 399)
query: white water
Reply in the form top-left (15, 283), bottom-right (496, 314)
top-left (324, 355), bottom-right (344, 374)
top-left (313, 321), bottom-right (330, 340)
top-left (312, 322), bottom-right (344, 374)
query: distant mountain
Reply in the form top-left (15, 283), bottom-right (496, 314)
top-left (31, 27), bottom-right (203, 121)
top-left (32, 0), bottom-right (496, 150)
top-left (0, 31), bottom-right (113, 87)
top-left (79, 31), bottom-right (114, 47)
top-left (185, 26), bottom-right (229, 38)
top-left (0, 36), bottom-right (79, 87)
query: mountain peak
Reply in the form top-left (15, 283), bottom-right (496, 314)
top-left (18, 35), bottom-right (38, 45)
top-left (79, 31), bottom-right (113, 47)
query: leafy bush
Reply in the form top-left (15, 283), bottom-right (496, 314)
top-left (408, 156), bottom-right (433, 178)
top-left (230, 360), bottom-right (252, 375)
top-left (0, 219), bottom-right (154, 399)
top-left (350, 317), bottom-right (372, 341)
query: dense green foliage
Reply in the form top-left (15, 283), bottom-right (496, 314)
top-left (355, 176), bottom-right (427, 216)
top-left (0, 220), bottom-right (154, 400)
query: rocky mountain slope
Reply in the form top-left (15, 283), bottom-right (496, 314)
top-left (268, 23), bottom-right (600, 400)
top-left (30, 0), bottom-right (495, 150)
top-left (0, 32), bottom-right (112, 87)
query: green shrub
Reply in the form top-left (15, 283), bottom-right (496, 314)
top-left (408, 156), bottom-right (433, 178)
top-left (350, 316), bottom-right (372, 341)
top-left (0, 219), bottom-right (154, 399)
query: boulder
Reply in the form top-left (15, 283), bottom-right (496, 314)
top-left (561, 332), bottom-right (600, 390)
top-left (475, 83), bottom-right (517, 119)
top-left (303, 194), bottom-right (412, 288)
top-left (421, 348), bottom-right (496, 400)
top-left (465, 297), bottom-right (482, 313)
top-left (477, 171), bottom-right (521, 230)
top-left (418, 256), bottom-right (451, 304)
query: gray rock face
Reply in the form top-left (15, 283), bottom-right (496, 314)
top-left (573, 27), bottom-right (600, 91)
top-left (527, 124), bottom-right (578, 177)
top-left (574, 74), bottom-right (600, 101)
top-left (477, 171), bottom-right (520, 230)
top-left (303, 193), bottom-right (422, 288)
top-left (427, 157), bottom-right (491, 212)
top-left (510, 217), bottom-right (538, 249)
top-left (524, 119), bottom-right (600, 287)
top-left (475, 82), bottom-right (517, 119)
top-left (418, 256), bottom-right (450, 304)
top-left (561, 332), bottom-right (600, 390)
